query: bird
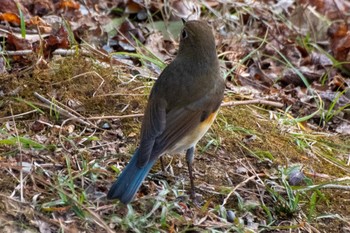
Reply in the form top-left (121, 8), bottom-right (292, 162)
top-left (107, 19), bottom-right (225, 204)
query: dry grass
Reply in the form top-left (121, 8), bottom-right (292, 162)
top-left (0, 54), bottom-right (349, 232)
top-left (1, 1), bottom-right (350, 232)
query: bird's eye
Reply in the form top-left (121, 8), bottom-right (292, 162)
top-left (181, 29), bottom-right (188, 39)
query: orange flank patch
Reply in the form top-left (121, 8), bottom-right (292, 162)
top-left (170, 110), bottom-right (219, 152)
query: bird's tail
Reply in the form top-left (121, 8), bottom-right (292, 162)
top-left (107, 150), bottom-right (156, 204)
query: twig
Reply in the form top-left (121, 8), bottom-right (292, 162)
top-left (46, 94), bottom-right (85, 119)
top-left (85, 99), bottom-right (284, 121)
top-left (2, 96), bottom-right (283, 126)
top-left (0, 25), bottom-right (39, 35)
top-left (52, 49), bottom-right (79, 56)
top-left (0, 162), bottom-right (64, 170)
top-left (221, 99), bottom-right (284, 108)
top-left (87, 113), bottom-right (144, 120)
top-left (300, 183), bottom-right (350, 191)
top-left (81, 43), bottom-right (110, 60)
top-left (97, 93), bottom-right (147, 97)
top-left (9, 105), bottom-right (25, 202)
top-left (0, 50), bottom-right (33, 56)
top-left (315, 184), bottom-right (350, 190)
top-left (222, 173), bottom-right (265, 206)
top-left (33, 92), bottom-right (91, 126)
top-left (82, 43), bottom-right (131, 67)
top-left (0, 109), bottom-right (38, 122)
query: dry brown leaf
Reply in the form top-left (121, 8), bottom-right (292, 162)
top-left (31, 0), bottom-right (54, 16)
top-left (0, 12), bottom-right (21, 25)
top-left (329, 75), bottom-right (348, 91)
top-left (58, 0), bottom-right (80, 10)
top-left (0, 0), bottom-right (30, 16)
top-left (7, 34), bottom-right (32, 50)
top-left (298, 0), bottom-right (350, 20)
top-left (125, 0), bottom-right (144, 14)
top-left (328, 22), bottom-right (350, 72)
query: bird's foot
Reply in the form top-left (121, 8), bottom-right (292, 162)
top-left (185, 190), bottom-right (203, 206)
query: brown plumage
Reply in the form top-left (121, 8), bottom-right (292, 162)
top-left (107, 20), bottom-right (225, 204)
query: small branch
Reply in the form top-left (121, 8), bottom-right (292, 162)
top-left (34, 92), bottom-right (91, 126)
top-left (86, 99), bottom-right (284, 121)
top-left (2, 97), bottom-right (283, 124)
top-left (9, 105), bottom-right (25, 202)
top-left (46, 94), bottom-right (85, 119)
top-left (87, 113), bottom-right (144, 120)
top-left (315, 184), bottom-right (350, 190)
top-left (222, 173), bottom-right (264, 206)
top-left (298, 184), bottom-right (350, 191)
top-left (221, 99), bottom-right (284, 108)
top-left (0, 109), bottom-right (38, 122)
top-left (97, 93), bottom-right (147, 97)
top-left (1, 50), bottom-right (33, 56)
top-left (52, 49), bottom-right (78, 56)
top-left (0, 25), bottom-right (38, 35)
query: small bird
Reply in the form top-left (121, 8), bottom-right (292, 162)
top-left (107, 20), bottom-right (225, 204)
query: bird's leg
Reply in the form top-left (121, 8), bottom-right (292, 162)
top-left (186, 147), bottom-right (195, 199)
top-left (159, 156), bottom-right (165, 172)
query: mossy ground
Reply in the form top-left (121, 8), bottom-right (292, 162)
top-left (0, 55), bottom-right (349, 232)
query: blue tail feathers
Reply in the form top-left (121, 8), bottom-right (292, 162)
top-left (107, 150), bottom-right (156, 204)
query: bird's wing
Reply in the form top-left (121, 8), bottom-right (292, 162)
top-left (151, 86), bottom-right (223, 157)
top-left (137, 63), bottom-right (225, 167)
top-left (152, 107), bottom-right (203, 154)
top-left (136, 98), bottom-right (167, 167)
